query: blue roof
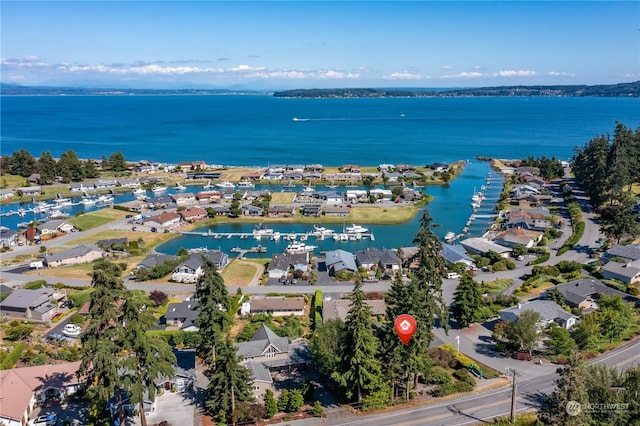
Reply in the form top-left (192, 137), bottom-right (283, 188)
top-left (440, 243), bottom-right (474, 264)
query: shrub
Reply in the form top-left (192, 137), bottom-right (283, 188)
top-left (452, 381), bottom-right (474, 393)
top-left (453, 368), bottom-right (476, 385)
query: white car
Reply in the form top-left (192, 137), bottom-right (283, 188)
top-left (61, 324), bottom-right (82, 337)
top-left (32, 413), bottom-right (57, 425)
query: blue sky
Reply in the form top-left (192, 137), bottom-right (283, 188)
top-left (2, 1), bottom-right (638, 89)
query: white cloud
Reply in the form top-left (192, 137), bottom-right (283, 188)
top-left (472, 65), bottom-right (485, 70)
top-left (548, 71), bottom-right (576, 77)
top-left (440, 65), bottom-right (453, 70)
top-left (495, 70), bottom-right (537, 77)
top-left (383, 71), bottom-right (427, 80)
top-left (441, 72), bottom-right (483, 79)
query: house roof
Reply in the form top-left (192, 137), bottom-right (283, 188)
top-left (244, 361), bottom-right (273, 384)
top-left (602, 261), bottom-right (640, 280)
top-left (138, 253), bottom-right (177, 269)
top-left (355, 248), bottom-right (399, 267)
top-left (97, 237), bottom-right (128, 248)
top-left (165, 300), bottom-right (197, 321)
top-left (44, 244), bottom-right (103, 263)
top-left (460, 237), bottom-right (512, 255)
top-left (236, 324), bottom-right (289, 359)
top-left (36, 219), bottom-right (72, 232)
top-left (250, 297), bottom-right (306, 313)
top-left (440, 244), bottom-right (475, 265)
top-left (177, 251), bottom-right (227, 271)
top-left (0, 288), bottom-right (53, 309)
top-left (0, 361), bottom-right (81, 422)
top-left (267, 253), bottom-right (309, 273)
top-left (144, 212), bottom-right (181, 225)
top-left (499, 300), bottom-right (576, 323)
top-left (325, 249), bottom-right (357, 272)
top-left (322, 299), bottom-right (386, 322)
top-left (552, 278), bottom-right (640, 307)
top-left (605, 244), bottom-right (640, 262)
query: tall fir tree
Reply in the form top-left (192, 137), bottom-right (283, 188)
top-left (452, 273), bottom-right (483, 328)
top-left (194, 258), bottom-right (232, 365)
top-left (333, 279), bottom-right (385, 403)
top-left (37, 151), bottom-right (57, 185)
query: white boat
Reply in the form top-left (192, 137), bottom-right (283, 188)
top-left (237, 180), bottom-right (255, 189)
top-left (285, 241), bottom-right (317, 254)
top-left (326, 181), bottom-right (338, 189)
top-left (203, 180), bottom-right (213, 189)
top-left (61, 324), bottom-right (82, 338)
top-left (253, 223), bottom-right (274, 237)
top-left (174, 182), bottom-right (186, 190)
top-left (333, 233), bottom-right (349, 241)
top-left (152, 185), bottom-right (167, 193)
top-left (132, 188), bottom-right (146, 195)
top-left (216, 181), bottom-right (236, 190)
top-left (81, 197), bottom-right (96, 206)
top-left (270, 232), bottom-right (281, 241)
top-left (444, 232), bottom-right (457, 243)
top-left (302, 185), bottom-right (315, 194)
top-left (345, 224), bottom-right (368, 234)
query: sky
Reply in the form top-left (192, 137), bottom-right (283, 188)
top-left (1, 1), bottom-right (639, 90)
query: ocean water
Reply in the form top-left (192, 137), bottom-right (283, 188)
top-left (3, 95), bottom-right (639, 165)
top-left (1, 95), bottom-right (638, 255)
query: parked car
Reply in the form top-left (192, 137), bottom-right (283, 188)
top-left (32, 413), bottom-right (57, 425)
top-left (46, 333), bottom-right (66, 345)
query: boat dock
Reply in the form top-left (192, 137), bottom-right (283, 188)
top-left (179, 229), bottom-right (375, 241)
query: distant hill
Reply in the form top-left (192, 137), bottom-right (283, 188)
top-left (0, 83), bottom-right (269, 96)
top-left (273, 81), bottom-right (640, 98)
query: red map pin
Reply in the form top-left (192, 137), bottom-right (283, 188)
top-left (394, 314), bottom-right (417, 345)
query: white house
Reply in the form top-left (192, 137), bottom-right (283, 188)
top-left (499, 300), bottom-right (578, 330)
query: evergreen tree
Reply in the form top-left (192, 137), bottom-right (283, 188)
top-left (452, 273), bottom-right (483, 328)
top-left (205, 339), bottom-right (253, 422)
top-left (309, 318), bottom-right (344, 377)
top-left (120, 293), bottom-right (176, 426)
top-left (332, 279), bottom-right (385, 403)
top-left (38, 151), bottom-right (57, 184)
top-left (194, 258), bottom-right (232, 365)
top-left (77, 265), bottom-right (127, 423)
top-left (9, 149), bottom-right (37, 177)
top-left (108, 151), bottom-right (128, 172)
top-left (599, 192), bottom-right (640, 243)
top-left (263, 389), bottom-right (277, 418)
top-left (58, 149), bottom-right (84, 182)
top-left (83, 159), bottom-right (100, 178)
top-left (572, 134), bottom-right (610, 206)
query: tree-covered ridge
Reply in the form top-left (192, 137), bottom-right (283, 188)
top-left (274, 81), bottom-right (640, 98)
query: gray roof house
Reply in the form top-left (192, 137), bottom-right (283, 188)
top-left (249, 297), bottom-right (306, 317)
top-left (322, 299), bottom-right (386, 322)
top-left (550, 278), bottom-right (640, 310)
top-left (0, 227), bottom-right (18, 248)
top-left (324, 249), bottom-right (358, 275)
top-left (0, 288), bottom-right (56, 322)
top-left (439, 244), bottom-right (476, 268)
top-left (266, 253), bottom-right (309, 279)
top-left (137, 253), bottom-right (177, 269)
top-left (601, 260), bottom-right (640, 285)
top-left (36, 220), bottom-right (76, 236)
top-left (164, 300), bottom-right (198, 331)
top-left (460, 237), bottom-right (512, 258)
top-left (603, 244), bottom-right (640, 262)
top-left (171, 250), bottom-right (229, 283)
top-left (355, 248), bottom-right (400, 272)
top-left (499, 300), bottom-right (578, 330)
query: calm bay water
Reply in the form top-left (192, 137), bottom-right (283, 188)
top-left (2, 95), bottom-right (638, 255)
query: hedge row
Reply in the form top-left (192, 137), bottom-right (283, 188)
top-left (0, 344), bottom-right (24, 370)
top-left (313, 289), bottom-right (323, 328)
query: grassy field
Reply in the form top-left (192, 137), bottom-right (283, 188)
top-left (68, 208), bottom-right (129, 230)
top-left (221, 259), bottom-right (263, 287)
top-left (481, 278), bottom-right (513, 296)
top-left (270, 192), bottom-right (296, 204)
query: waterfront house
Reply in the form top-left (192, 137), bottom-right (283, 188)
top-left (171, 192), bottom-right (197, 206)
top-left (384, 172), bottom-right (402, 182)
top-left (178, 160), bottom-right (207, 171)
top-left (196, 190), bottom-right (222, 202)
top-left (0, 361), bottom-right (82, 426)
top-left (515, 166), bottom-right (541, 176)
top-left (426, 162), bottom-right (449, 172)
top-left (322, 299), bottom-right (386, 322)
top-left (305, 164), bottom-right (324, 173)
top-left (19, 186), bottom-right (42, 196)
top-left (283, 171), bottom-right (304, 181)
top-left (94, 178), bottom-right (117, 189)
top-left (0, 227), bottom-right (18, 248)
top-left (207, 204), bottom-right (232, 216)
top-left (317, 191), bottom-right (344, 205)
top-left (241, 170), bottom-right (266, 181)
top-left (143, 212), bottom-right (182, 229)
top-left (0, 189), bottom-right (14, 199)
top-left (301, 204), bottom-right (322, 217)
top-left (341, 164), bottom-right (360, 173)
top-left (324, 205), bottom-right (350, 217)
top-left (68, 182), bottom-right (90, 192)
top-left (43, 244), bottom-right (104, 268)
top-left (460, 237), bottom-right (512, 258)
top-left (241, 204), bottom-right (264, 217)
top-left (171, 251), bottom-right (228, 283)
top-left (439, 244), bottom-right (476, 269)
top-left (180, 206), bottom-right (208, 223)
top-left (355, 248), bottom-right (400, 272)
top-left (324, 249), bottom-right (358, 275)
top-left (267, 253), bottom-right (309, 280)
top-left (492, 228), bottom-right (543, 249)
top-left (378, 163), bottom-right (395, 172)
top-left (248, 297), bottom-right (306, 317)
top-left (267, 205), bottom-right (296, 218)
top-left (369, 188), bottom-right (393, 201)
top-left (36, 220), bottom-right (76, 237)
top-left (0, 288), bottom-right (57, 322)
top-left (396, 164), bottom-right (416, 173)
top-left (499, 300), bottom-right (578, 330)
top-left (117, 178), bottom-right (140, 188)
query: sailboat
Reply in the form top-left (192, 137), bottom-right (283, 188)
top-left (203, 180), bottom-right (213, 189)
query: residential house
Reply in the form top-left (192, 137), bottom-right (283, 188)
top-left (241, 204), bottom-right (264, 217)
top-left (305, 164), bottom-right (324, 173)
top-left (369, 188), bottom-right (393, 201)
top-left (117, 178), bottom-right (140, 188)
top-left (241, 170), bottom-right (265, 181)
top-left (19, 186), bottom-right (42, 196)
top-left (460, 237), bottom-right (512, 258)
top-left (178, 161), bottom-right (207, 171)
top-left (137, 253), bottom-right (177, 269)
top-left (267, 205), bottom-right (296, 218)
top-left (0, 288), bottom-right (57, 322)
top-left (439, 244), bottom-right (476, 269)
top-left (68, 183), bottom-right (90, 192)
top-left (266, 253), bottom-right (309, 279)
top-left (324, 206), bottom-right (350, 217)
top-left (96, 237), bottom-right (128, 250)
top-left (603, 243), bottom-right (640, 263)
top-left (283, 171), bottom-right (304, 181)
top-left (207, 204), bottom-right (231, 216)
top-left (164, 300), bottom-right (199, 331)
top-left (378, 163), bottom-right (395, 172)
top-left (196, 190), bottom-right (222, 202)
top-left (154, 349), bottom-right (196, 393)
top-left (499, 300), bottom-right (578, 330)
top-left (171, 192), bottom-right (197, 206)
top-left (384, 172), bottom-right (402, 183)
top-left (94, 178), bottom-right (117, 189)
top-left (36, 220), bottom-right (76, 237)
top-left (600, 260), bottom-right (640, 285)
top-left (549, 278), bottom-right (640, 311)
top-left (28, 174), bottom-right (41, 184)
top-left (397, 246), bottom-right (419, 268)
top-left (171, 250), bottom-right (229, 283)
top-left (248, 297), bottom-right (306, 317)
top-left (396, 164), bottom-right (416, 174)
top-left (515, 166), bottom-right (541, 176)
top-left (322, 299), bottom-right (386, 322)
top-left (43, 244), bottom-right (104, 268)
top-left (355, 248), bottom-right (400, 272)
top-left (341, 164), bottom-right (360, 173)
top-left (0, 227), bottom-right (18, 248)
top-left (143, 212), bottom-right (182, 229)
top-left (324, 249), bottom-right (358, 275)
top-left (0, 361), bottom-right (82, 426)
top-left (180, 206), bottom-right (208, 223)
top-left (236, 325), bottom-right (295, 399)
top-left (426, 162), bottom-right (449, 172)
top-left (492, 228), bottom-right (543, 249)
top-left (0, 189), bottom-right (15, 199)
top-left (316, 191), bottom-right (343, 205)
top-left (301, 204), bottom-right (322, 217)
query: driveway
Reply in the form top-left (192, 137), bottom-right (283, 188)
top-left (133, 391), bottom-right (198, 426)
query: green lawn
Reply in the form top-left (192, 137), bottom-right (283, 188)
top-left (480, 278), bottom-right (513, 296)
top-left (68, 209), bottom-right (128, 230)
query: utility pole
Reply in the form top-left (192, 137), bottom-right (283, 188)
top-left (510, 368), bottom-right (517, 423)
